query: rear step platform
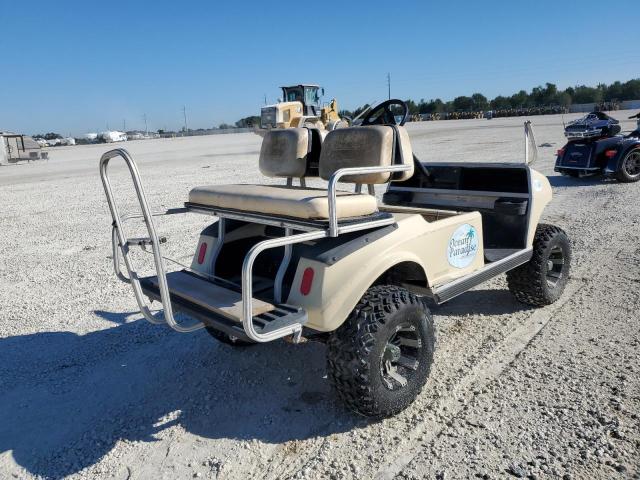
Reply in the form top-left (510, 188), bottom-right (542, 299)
top-left (139, 270), bottom-right (308, 341)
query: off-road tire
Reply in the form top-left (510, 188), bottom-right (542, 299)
top-left (327, 285), bottom-right (435, 418)
top-left (615, 149), bottom-right (640, 183)
top-left (206, 327), bottom-right (254, 347)
top-left (507, 224), bottom-right (571, 306)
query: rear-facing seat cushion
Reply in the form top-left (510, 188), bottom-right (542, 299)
top-left (188, 184), bottom-right (377, 220)
top-left (259, 128), bottom-right (310, 178)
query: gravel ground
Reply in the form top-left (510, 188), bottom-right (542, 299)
top-left (0, 113), bottom-right (638, 480)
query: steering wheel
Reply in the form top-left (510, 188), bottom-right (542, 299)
top-left (361, 99), bottom-right (409, 126)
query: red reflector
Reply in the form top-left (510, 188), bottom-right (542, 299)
top-left (605, 149), bottom-right (617, 158)
top-left (197, 242), bottom-right (207, 264)
top-left (300, 267), bottom-right (314, 296)
top-left (556, 149), bottom-right (565, 156)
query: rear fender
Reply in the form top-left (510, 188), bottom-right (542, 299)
top-left (288, 250), bottom-right (428, 332)
top-left (526, 169), bottom-right (552, 246)
top-left (286, 212), bottom-right (485, 331)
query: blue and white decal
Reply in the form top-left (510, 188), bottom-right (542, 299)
top-left (447, 224), bottom-right (478, 269)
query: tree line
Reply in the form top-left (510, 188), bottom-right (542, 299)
top-left (30, 79), bottom-right (640, 138)
top-left (340, 78), bottom-right (640, 117)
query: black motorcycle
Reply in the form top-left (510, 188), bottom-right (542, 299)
top-left (555, 112), bottom-right (640, 182)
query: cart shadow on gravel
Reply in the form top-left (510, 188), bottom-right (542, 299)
top-left (0, 313), bottom-right (358, 479)
top-left (546, 174), bottom-right (614, 188)
top-left (428, 289), bottom-right (533, 317)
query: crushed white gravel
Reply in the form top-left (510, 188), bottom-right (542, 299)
top-left (0, 113), bottom-right (638, 480)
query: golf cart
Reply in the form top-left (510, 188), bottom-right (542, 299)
top-left (555, 111), bottom-right (640, 182)
top-left (100, 100), bottom-right (571, 417)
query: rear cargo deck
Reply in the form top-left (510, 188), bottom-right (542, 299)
top-left (139, 270), bottom-right (307, 340)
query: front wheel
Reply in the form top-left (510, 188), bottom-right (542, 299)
top-left (507, 224), bottom-right (571, 306)
top-left (615, 149), bottom-right (640, 183)
top-left (327, 286), bottom-right (435, 418)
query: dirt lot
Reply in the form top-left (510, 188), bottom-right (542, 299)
top-left (1, 113), bottom-right (638, 480)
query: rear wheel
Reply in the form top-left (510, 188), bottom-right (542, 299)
top-left (615, 149), bottom-right (640, 183)
top-left (206, 327), bottom-right (255, 347)
top-left (507, 224), bottom-right (571, 306)
top-left (327, 286), bottom-right (435, 418)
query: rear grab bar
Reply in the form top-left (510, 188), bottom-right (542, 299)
top-left (99, 148), bottom-right (204, 333)
top-left (99, 148), bottom-right (313, 342)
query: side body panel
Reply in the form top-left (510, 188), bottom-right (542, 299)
top-left (526, 169), bottom-right (552, 246)
top-left (286, 211), bottom-right (484, 332)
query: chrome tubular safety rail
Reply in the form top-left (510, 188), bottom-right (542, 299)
top-left (99, 148), bottom-right (204, 333)
top-left (241, 230), bottom-right (327, 342)
top-left (327, 164), bottom-right (411, 236)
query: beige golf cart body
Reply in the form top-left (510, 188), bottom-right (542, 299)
top-left (100, 122), bottom-right (550, 341)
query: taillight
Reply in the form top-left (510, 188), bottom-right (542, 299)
top-left (197, 242), bottom-right (207, 264)
top-left (556, 148), bottom-right (565, 157)
top-left (605, 149), bottom-right (617, 159)
top-left (300, 267), bottom-right (314, 295)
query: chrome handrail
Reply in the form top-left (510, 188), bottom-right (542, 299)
top-left (241, 230), bottom-right (327, 342)
top-left (99, 148), bottom-right (204, 333)
top-left (327, 164), bottom-right (411, 236)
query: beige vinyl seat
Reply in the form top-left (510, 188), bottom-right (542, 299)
top-left (188, 125), bottom-right (414, 221)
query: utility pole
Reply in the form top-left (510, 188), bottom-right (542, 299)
top-left (143, 114), bottom-right (148, 135)
top-left (387, 72), bottom-right (391, 100)
top-left (123, 119), bottom-right (126, 132)
top-left (182, 105), bottom-right (188, 133)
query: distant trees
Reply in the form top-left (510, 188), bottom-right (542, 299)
top-left (450, 93), bottom-right (488, 112)
top-left (622, 80), bottom-right (640, 99)
top-left (33, 132), bottom-right (63, 140)
top-left (419, 98), bottom-right (445, 114)
top-left (404, 99), bottom-right (419, 115)
top-left (235, 116), bottom-right (260, 128)
top-left (215, 78), bottom-right (640, 128)
top-left (339, 78), bottom-right (640, 117)
top-left (569, 85), bottom-right (602, 104)
top-left (490, 95), bottom-right (511, 110)
top-left (339, 104), bottom-right (371, 118)
top-left (510, 90), bottom-right (529, 108)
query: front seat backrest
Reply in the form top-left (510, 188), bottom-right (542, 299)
top-left (318, 125), bottom-right (414, 184)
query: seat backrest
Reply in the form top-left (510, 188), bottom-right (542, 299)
top-left (318, 125), bottom-right (414, 184)
top-left (259, 128), bottom-right (322, 178)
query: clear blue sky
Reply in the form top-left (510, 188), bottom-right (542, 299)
top-left (1, 0), bottom-right (638, 136)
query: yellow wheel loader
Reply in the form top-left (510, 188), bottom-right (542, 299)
top-left (257, 84), bottom-right (349, 136)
